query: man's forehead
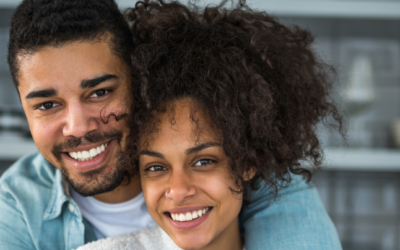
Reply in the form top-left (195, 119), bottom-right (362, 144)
top-left (17, 40), bottom-right (129, 95)
top-left (18, 40), bottom-right (121, 70)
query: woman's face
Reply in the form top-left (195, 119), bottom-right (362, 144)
top-left (139, 99), bottom-right (243, 250)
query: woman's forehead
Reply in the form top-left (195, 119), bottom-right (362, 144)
top-left (141, 98), bottom-right (222, 149)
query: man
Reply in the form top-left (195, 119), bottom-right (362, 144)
top-left (0, 0), bottom-right (342, 249)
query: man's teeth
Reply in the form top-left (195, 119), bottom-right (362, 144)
top-left (170, 207), bottom-right (210, 222)
top-left (68, 143), bottom-right (108, 161)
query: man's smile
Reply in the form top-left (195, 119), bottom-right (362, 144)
top-left (62, 139), bottom-right (117, 172)
top-left (67, 141), bottom-right (110, 161)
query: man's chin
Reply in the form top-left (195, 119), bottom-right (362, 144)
top-left (68, 176), bottom-right (125, 197)
top-left (60, 163), bottom-right (128, 197)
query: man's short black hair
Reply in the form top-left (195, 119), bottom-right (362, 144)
top-left (8, 0), bottom-right (133, 88)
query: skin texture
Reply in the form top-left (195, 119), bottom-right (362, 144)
top-left (139, 99), bottom-right (243, 250)
top-left (17, 40), bottom-right (141, 203)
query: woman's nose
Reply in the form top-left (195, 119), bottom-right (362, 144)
top-left (166, 170), bottom-right (197, 203)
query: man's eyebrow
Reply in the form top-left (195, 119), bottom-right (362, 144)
top-left (139, 150), bottom-right (165, 160)
top-left (25, 88), bottom-right (57, 99)
top-left (185, 142), bottom-right (220, 155)
top-left (80, 74), bottom-right (118, 89)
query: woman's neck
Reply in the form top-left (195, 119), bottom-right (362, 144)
top-left (201, 217), bottom-right (243, 250)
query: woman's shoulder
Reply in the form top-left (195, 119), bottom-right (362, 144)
top-left (77, 226), bottom-right (182, 250)
top-left (126, 225), bottom-right (182, 250)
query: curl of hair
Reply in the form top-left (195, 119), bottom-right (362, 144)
top-left (123, 0), bottom-right (344, 197)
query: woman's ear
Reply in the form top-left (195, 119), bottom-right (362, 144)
top-left (243, 167), bottom-right (256, 181)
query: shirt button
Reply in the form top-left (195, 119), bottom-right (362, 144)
top-left (68, 204), bottom-right (75, 213)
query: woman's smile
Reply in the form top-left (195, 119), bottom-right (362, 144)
top-left (165, 206), bottom-right (213, 230)
top-left (166, 206), bottom-right (212, 222)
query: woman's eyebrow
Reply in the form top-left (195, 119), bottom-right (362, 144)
top-left (139, 142), bottom-right (220, 158)
top-left (139, 150), bottom-right (165, 159)
top-left (185, 142), bottom-right (220, 155)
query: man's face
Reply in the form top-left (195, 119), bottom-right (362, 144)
top-left (17, 40), bottom-right (131, 196)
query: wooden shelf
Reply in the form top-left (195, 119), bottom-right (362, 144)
top-left (3, 1), bottom-right (399, 20)
top-left (321, 148), bottom-right (400, 171)
top-left (116, 0), bottom-right (400, 20)
top-left (0, 137), bottom-right (37, 161)
top-left (247, 1), bottom-right (400, 20)
top-left (1, 138), bottom-right (400, 172)
top-left (0, 0), bottom-right (20, 8)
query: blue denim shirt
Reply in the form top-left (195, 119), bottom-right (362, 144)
top-left (0, 152), bottom-right (342, 250)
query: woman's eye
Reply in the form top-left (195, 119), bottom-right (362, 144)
top-left (90, 89), bottom-right (109, 98)
top-left (194, 159), bottom-right (214, 167)
top-left (37, 102), bottom-right (58, 110)
top-left (147, 165), bottom-right (167, 172)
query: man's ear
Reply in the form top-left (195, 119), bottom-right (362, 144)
top-left (243, 167), bottom-right (256, 181)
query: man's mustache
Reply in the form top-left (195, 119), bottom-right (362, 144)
top-left (51, 130), bottom-right (123, 161)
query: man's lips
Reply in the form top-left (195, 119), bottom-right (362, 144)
top-left (62, 140), bottom-right (111, 154)
top-left (66, 141), bottom-right (110, 161)
top-left (62, 139), bottom-right (115, 172)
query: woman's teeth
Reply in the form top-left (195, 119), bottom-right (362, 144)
top-left (170, 207), bottom-right (210, 222)
top-left (68, 143), bottom-right (109, 161)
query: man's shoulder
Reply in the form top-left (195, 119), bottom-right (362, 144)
top-left (241, 174), bottom-right (343, 250)
top-left (0, 152), bottom-right (56, 193)
top-left (0, 152), bottom-right (73, 250)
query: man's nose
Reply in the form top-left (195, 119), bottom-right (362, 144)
top-left (62, 103), bottom-right (99, 138)
top-left (167, 170), bottom-right (197, 203)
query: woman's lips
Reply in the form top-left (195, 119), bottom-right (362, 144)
top-left (62, 139), bottom-right (115, 172)
top-left (166, 207), bottom-right (212, 230)
top-left (169, 207), bottom-right (211, 221)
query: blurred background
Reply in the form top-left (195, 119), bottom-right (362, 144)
top-left (0, 0), bottom-right (399, 249)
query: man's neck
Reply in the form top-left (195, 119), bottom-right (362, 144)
top-left (93, 175), bottom-right (142, 204)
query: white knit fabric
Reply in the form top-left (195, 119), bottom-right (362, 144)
top-left (77, 226), bottom-right (182, 250)
top-left (77, 225), bottom-right (246, 250)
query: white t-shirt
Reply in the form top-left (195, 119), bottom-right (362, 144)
top-left (71, 189), bottom-right (156, 239)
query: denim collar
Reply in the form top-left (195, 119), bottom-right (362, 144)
top-left (43, 165), bottom-right (71, 221)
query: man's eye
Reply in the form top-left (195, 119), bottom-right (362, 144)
top-left (36, 102), bottom-right (58, 110)
top-left (193, 159), bottom-right (214, 167)
top-left (90, 89), bottom-right (109, 98)
top-left (147, 165), bottom-right (167, 172)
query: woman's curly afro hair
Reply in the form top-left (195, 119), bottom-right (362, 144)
top-left (122, 0), bottom-right (344, 197)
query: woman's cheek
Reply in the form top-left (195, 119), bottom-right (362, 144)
top-left (201, 173), bottom-right (233, 200)
top-left (142, 181), bottom-right (162, 216)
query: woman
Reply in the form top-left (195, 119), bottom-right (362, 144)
top-left (79, 0), bottom-right (343, 249)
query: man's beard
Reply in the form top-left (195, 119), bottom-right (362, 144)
top-left (51, 130), bottom-right (130, 196)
